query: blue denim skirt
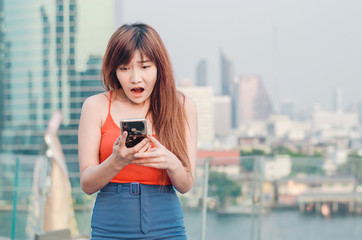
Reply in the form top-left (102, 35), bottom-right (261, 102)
top-left (91, 182), bottom-right (187, 239)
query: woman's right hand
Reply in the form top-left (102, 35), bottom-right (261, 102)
top-left (111, 131), bottom-right (151, 170)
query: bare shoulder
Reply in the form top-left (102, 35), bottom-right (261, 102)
top-left (79, 92), bottom-right (109, 129)
top-left (82, 92), bottom-right (109, 111)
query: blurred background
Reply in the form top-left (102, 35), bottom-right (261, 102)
top-left (1, 0), bottom-right (362, 239)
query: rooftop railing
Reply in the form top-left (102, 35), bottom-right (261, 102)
top-left (1, 153), bottom-right (362, 240)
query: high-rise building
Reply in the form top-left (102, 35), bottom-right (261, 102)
top-left (196, 59), bottom-right (207, 86)
top-left (213, 96), bottom-right (231, 137)
top-left (280, 99), bottom-right (295, 119)
top-left (0, 0), bottom-right (5, 150)
top-left (237, 76), bottom-right (273, 125)
top-left (0, 0), bottom-right (113, 154)
top-left (220, 51), bottom-right (238, 128)
top-left (220, 51), bottom-right (233, 96)
top-left (178, 84), bottom-right (215, 148)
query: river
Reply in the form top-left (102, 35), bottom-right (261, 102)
top-left (1, 209), bottom-right (362, 240)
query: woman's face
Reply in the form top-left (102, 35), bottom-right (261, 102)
top-left (116, 50), bottom-right (157, 105)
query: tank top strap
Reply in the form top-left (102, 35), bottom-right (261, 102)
top-left (108, 90), bottom-right (112, 115)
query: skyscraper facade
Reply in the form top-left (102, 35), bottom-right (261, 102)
top-left (220, 51), bottom-right (238, 128)
top-left (0, 0), bottom-right (5, 150)
top-left (0, 0), bottom-right (113, 154)
top-left (220, 51), bottom-right (233, 96)
top-left (213, 96), bottom-right (231, 137)
top-left (196, 59), bottom-right (207, 86)
top-left (237, 76), bottom-right (273, 125)
top-left (280, 99), bottom-right (295, 119)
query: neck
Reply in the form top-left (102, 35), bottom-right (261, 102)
top-left (114, 88), bottom-right (150, 110)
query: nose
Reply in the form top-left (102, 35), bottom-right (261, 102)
top-left (130, 68), bottom-right (142, 83)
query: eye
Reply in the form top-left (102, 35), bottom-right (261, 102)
top-left (119, 67), bottom-right (129, 71)
top-left (142, 65), bottom-right (151, 69)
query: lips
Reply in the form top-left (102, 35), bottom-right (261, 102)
top-left (131, 87), bottom-right (145, 97)
top-left (131, 87), bottom-right (144, 93)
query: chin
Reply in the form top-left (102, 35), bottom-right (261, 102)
top-left (131, 98), bottom-right (147, 105)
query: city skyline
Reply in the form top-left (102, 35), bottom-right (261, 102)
top-left (0, 0), bottom-right (111, 154)
top-left (118, 0), bottom-right (362, 112)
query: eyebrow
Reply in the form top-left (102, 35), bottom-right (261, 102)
top-left (137, 60), bottom-right (152, 63)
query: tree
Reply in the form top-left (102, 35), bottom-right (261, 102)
top-left (208, 171), bottom-right (241, 207)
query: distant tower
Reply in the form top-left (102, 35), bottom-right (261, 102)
top-left (333, 87), bottom-right (343, 112)
top-left (237, 76), bottom-right (273, 125)
top-left (213, 96), bottom-right (232, 137)
top-left (280, 99), bottom-right (295, 119)
top-left (220, 51), bottom-right (238, 128)
top-left (196, 59), bottom-right (207, 86)
top-left (220, 51), bottom-right (233, 96)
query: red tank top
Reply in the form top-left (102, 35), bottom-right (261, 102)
top-left (99, 91), bottom-right (171, 185)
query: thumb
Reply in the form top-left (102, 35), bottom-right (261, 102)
top-left (116, 131), bottom-right (128, 147)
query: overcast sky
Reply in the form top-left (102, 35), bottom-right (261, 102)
top-left (115, 0), bottom-right (362, 112)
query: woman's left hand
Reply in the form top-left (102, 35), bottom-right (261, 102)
top-left (131, 134), bottom-right (182, 172)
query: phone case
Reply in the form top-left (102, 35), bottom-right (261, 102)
top-left (120, 118), bottom-right (147, 148)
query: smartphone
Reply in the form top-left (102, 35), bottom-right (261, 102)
top-left (120, 118), bottom-right (147, 148)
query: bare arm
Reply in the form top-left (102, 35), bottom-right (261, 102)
top-left (78, 94), bottom-right (150, 195)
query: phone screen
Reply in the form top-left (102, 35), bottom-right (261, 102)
top-left (120, 119), bottom-right (147, 148)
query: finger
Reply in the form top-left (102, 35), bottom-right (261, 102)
top-left (132, 162), bottom-right (164, 169)
top-left (147, 134), bottom-right (162, 147)
top-left (132, 158), bottom-right (159, 165)
top-left (138, 142), bottom-right (151, 153)
top-left (134, 150), bottom-right (159, 159)
top-left (132, 137), bottom-right (150, 152)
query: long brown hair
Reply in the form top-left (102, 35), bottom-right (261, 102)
top-left (101, 23), bottom-right (190, 177)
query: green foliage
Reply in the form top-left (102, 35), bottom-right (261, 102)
top-left (337, 157), bottom-right (362, 181)
top-left (240, 149), bottom-right (264, 171)
top-left (208, 171), bottom-right (241, 206)
top-left (290, 157), bottom-right (325, 176)
top-left (274, 146), bottom-right (306, 157)
top-left (241, 157), bottom-right (254, 171)
top-left (240, 149), bottom-right (265, 156)
top-left (274, 146), bottom-right (323, 158)
top-left (348, 152), bottom-right (362, 159)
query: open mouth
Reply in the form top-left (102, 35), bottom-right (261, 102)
top-left (131, 87), bottom-right (145, 94)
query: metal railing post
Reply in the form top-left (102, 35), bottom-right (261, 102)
top-left (257, 156), bottom-right (264, 240)
top-left (201, 158), bottom-right (210, 240)
top-left (11, 157), bottom-right (20, 240)
top-left (250, 156), bottom-right (257, 240)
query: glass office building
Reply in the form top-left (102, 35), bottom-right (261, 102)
top-left (0, 0), bottom-right (113, 155)
top-left (0, 0), bottom-right (5, 145)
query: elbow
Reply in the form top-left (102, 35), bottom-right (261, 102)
top-left (178, 188), bottom-right (191, 194)
top-left (80, 179), bottom-right (97, 195)
top-left (176, 180), bottom-right (194, 194)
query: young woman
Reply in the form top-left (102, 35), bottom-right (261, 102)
top-left (78, 23), bottom-right (198, 239)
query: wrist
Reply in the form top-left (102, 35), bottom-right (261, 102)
top-left (109, 153), bottom-right (127, 171)
top-left (168, 157), bottom-right (182, 173)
